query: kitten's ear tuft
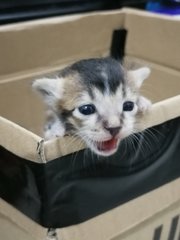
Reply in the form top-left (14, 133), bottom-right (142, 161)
top-left (32, 77), bottom-right (64, 106)
top-left (127, 67), bottom-right (151, 88)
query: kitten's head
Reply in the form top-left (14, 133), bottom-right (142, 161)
top-left (33, 58), bottom-right (151, 156)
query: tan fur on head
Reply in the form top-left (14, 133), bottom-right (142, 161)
top-left (57, 73), bottom-right (83, 111)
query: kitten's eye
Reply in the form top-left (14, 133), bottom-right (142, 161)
top-left (78, 104), bottom-right (96, 115)
top-left (123, 101), bottom-right (134, 111)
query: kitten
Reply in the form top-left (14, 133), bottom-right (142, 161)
top-left (33, 57), bottom-right (151, 156)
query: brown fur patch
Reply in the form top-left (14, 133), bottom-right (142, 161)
top-left (68, 115), bottom-right (83, 129)
top-left (56, 73), bottom-right (84, 111)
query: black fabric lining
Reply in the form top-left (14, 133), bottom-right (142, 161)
top-left (54, 116), bottom-right (177, 178)
top-left (111, 29), bottom-right (127, 61)
top-left (0, 150), bottom-right (43, 223)
top-left (0, 117), bottom-right (180, 228)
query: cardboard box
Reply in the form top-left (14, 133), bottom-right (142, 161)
top-left (0, 8), bottom-right (180, 240)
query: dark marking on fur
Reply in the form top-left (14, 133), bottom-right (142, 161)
top-left (58, 109), bottom-right (74, 132)
top-left (68, 115), bottom-right (83, 130)
top-left (66, 57), bottom-right (125, 95)
top-left (122, 84), bottom-right (126, 98)
top-left (61, 109), bottom-right (74, 119)
top-left (120, 113), bottom-right (124, 126)
top-left (64, 122), bottom-right (75, 133)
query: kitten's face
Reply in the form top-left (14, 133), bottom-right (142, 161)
top-left (70, 86), bottom-right (138, 156)
top-left (33, 58), bottom-right (151, 156)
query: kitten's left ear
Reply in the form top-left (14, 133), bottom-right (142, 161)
top-left (32, 77), bottom-right (64, 107)
top-left (127, 67), bottom-right (151, 88)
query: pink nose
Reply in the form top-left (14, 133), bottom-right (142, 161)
top-left (104, 127), bottom-right (121, 137)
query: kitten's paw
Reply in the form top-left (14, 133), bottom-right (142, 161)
top-left (137, 96), bottom-right (152, 114)
top-left (44, 120), bottom-right (65, 140)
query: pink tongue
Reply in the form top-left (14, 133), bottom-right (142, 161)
top-left (97, 138), bottom-right (118, 151)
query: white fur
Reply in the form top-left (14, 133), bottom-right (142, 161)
top-left (44, 115), bottom-right (65, 140)
top-left (127, 67), bottom-right (151, 88)
top-left (32, 77), bottom-right (64, 107)
top-left (137, 96), bottom-right (152, 113)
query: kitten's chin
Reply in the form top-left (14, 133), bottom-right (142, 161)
top-left (89, 137), bottom-right (120, 156)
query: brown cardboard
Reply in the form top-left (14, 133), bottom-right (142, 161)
top-left (0, 76), bottom-right (44, 135)
top-left (0, 116), bottom-right (43, 162)
top-left (58, 178), bottom-right (180, 240)
top-left (0, 11), bottom-right (124, 78)
top-left (0, 8), bottom-right (180, 240)
top-left (0, 199), bottom-right (46, 240)
top-left (124, 9), bottom-right (180, 71)
top-left (125, 56), bottom-right (180, 103)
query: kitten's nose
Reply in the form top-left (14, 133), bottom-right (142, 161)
top-left (105, 127), bottom-right (121, 137)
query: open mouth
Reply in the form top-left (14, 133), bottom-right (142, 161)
top-left (95, 137), bottom-right (119, 153)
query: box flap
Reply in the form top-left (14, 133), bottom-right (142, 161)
top-left (0, 199), bottom-right (46, 240)
top-left (0, 116), bottom-right (43, 162)
top-left (124, 9), bottom-right (180, 71)
top-left (125, 56), bottom-right (180, 103)
top-left (0, 11), bottom-right (124, 79)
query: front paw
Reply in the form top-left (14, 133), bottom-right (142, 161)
top-left (137, 96), bottom-right (152, 114)
top-left (44, 120), bottom-right (65, 140)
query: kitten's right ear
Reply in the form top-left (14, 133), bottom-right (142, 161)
top-left (32, 77), bottom-right (64, 106)
top-left (127, 67), bottom-right (151, 89)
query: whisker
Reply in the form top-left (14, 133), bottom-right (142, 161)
top-left (131, 132), bottom-right (148, 159)
top-left (64, 134), bottom-right (86, 171)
